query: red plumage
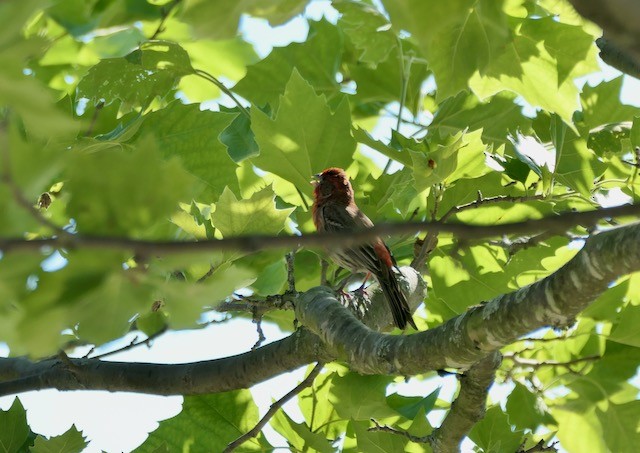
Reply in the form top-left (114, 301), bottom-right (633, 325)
top-left (312, 167), bottom-right (417, 330)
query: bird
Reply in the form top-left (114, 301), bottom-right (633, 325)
top-left (311, 167), bottom-right (417, 330)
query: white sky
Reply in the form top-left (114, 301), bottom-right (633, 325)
top-left (2, 1), bottom-right (640, 452)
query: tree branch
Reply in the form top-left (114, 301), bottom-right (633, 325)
top-left (224, 362), bottom-right (324, 452)
top-left (295, 222), bottom-right (640, 375)
top-left (0, 329), bottom-right (332, 397)
top-left (429, 352), bottom-right (502, 452)
top-left (1, 223), bottom-right (640, 400)
top-left (568, 0), bottom-right (640, 71)
top-left (369, 352), bottom-right (501, 453)
top-left (1, 204), bottom-right (638, 255)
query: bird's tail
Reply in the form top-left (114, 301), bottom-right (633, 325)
top-left (377, 269), bottom-right (417, 330)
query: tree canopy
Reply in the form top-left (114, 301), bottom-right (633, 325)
top-left (1, 0), bottom-right (640, 452)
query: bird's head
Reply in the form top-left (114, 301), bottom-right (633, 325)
top-left (312, 167), bottom-right (354, 204)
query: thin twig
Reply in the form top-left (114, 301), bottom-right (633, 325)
top-left (214, 293), bottom-right (296, 315)
top-left (2, 204), bottom-right (640, 255)
top-left (517, 439), bottom-right (559, 453)
top-left (197, 265), bottom-right (215, 283)
top-left (224, 362), bottom-right (325, 452)
top-left (90, 329), bottom-right (167, 360)
top-left (411, 184), bottom-right (442, 269)
top-left (84, 100), bottom-right (104, 137)
top-left (295, 186), bottom-right (310, 211)
top-left (368, 419), bottom-right (429, 444)
top-left (439, 193), bottom-right (545, 222)
top-left (285, 252), bottom-right (296, 293)
top-left (503, 353), bottom-right (601, 372)
top-left (149, 0), bottom-right (181, 40)
top-left (251, 306), bottom-right (266, 350)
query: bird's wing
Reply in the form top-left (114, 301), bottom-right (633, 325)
top-left (319, 203), bottom-right (387, 274)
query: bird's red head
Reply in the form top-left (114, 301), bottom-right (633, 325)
top-left (312, 167), bottom-right (354, 204)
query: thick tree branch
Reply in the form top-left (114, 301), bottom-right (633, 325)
top-left (0, 329), bottom-right (333, 397)
top-left (0, 204), bottom-right (638, 255)
top-left (1, 223), bottom-right (640, 399)
top-left (596, 37), bottom-right (640, 79)
top-left (296, 222), bottom-right (640, 374)
top-left (369, 352), bottom-right (501, 453)
top-left (429, 351), bottom-right (502, 453)
top-left (569, 0), bottom-right (640, 70)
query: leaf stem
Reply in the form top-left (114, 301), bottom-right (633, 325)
top-left (194, 69), bottom-right (251, 119)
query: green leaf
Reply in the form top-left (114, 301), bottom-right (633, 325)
top-left (381, 0), bottom-right (472, 56)
top-left (430, 1), bottom-right (511, 99)
top-left (346, 40), bottom-right (429, 116)
top-left (581, 77), bottom-right (639, 129)
top-left (250, 258), bottom-right (286, 295)
top-left (160, 264), bottom-right (256, 327)
top-left (582, 278), bottom-right (630, 321)
top-left (234, 20), bottom-right (342, 107)
top-left (136, 311), bottom-right (168, 337)
top-left (251, 70), bottom-right (356, 192)
top-left (429, 91), bottom-right (532, 148)
top-left (298, 370), bottom-right (347, 439)
top-left (180, 0), bottom-right (310, 39)
top-left (469, 17), bottom-right (597, 123)
top-left (270, 410), bottom-right (334, 453)
top-left (73, 271), bottom-right (154, 345)
top-left (179, 0), bottom-right (244, 39)
top-left (181, 37), bottom-right (258, 84)
top-left (135, 391), bottom-right (267, 452)
top-left (32, 425), bottom-right (88, 453)
top-left (568, 342), bottom-right (640, 403)
top-left (630, 116), bottom-right (640, 149)
top-left (505, 382), bottom-right (554, 430)
top-left (212, 186), bottom-right (293, 237)
top-left (336, 1), bottom-right (397, 66)
top-left (383, 0), bottom-right (510, 99)
top-left (328, 372), bottom-right (396, 420)
top-left (609, 304), bottom-right (640, 347)
top-left (597, 401), bottom-right (640, 453)
top-left (66, 135), bottom-right (196, 236)
top-left (0, 398), bottom-right (29, 453)
top-left (86, 27), bottom-right (148, 59)
top-left (553, 402), bottom-right (607, 453)
top-left (386, 390), bottom-right (439, 420)
top-left (548, 115), bottom-right (605, 197)
top-left (353, 127), bottom-right (412, 167)
top-left (411, 130), bottom-right (489, 192)
top-left (523, 16), bottom-right (597, 86)
top-left (429, 237), bottom-right (568, 315)
top-left (468, 405), bottom-right (523, 452)
top-left (0, 1), bottom-right (76, 137)
top-left (77, 41), bottom-right (193, 112)
top-left (133, 102), bottom-right (239, 199)
top-left (220, 110), bottom-right (260, 162)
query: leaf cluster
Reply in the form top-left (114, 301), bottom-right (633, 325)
top-left (1, 0), bottom-right (640, 451)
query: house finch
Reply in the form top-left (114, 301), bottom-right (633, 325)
top-left (312, 167), bottom-right (417, 330)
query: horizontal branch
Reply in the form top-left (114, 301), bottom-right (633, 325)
top-left (0, 267), bottom-right (425, 398)
top-left (295, 222), bottom-right (640, 374)
top-left (1, 204), bottom-right (638, 255)
top-left (1, 222), bottom-right (639, 398)
top-left (0, 329), bottom-right (333, 397)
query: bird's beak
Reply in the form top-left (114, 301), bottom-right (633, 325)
top-left (310, 173), bottom-right (321, 186)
